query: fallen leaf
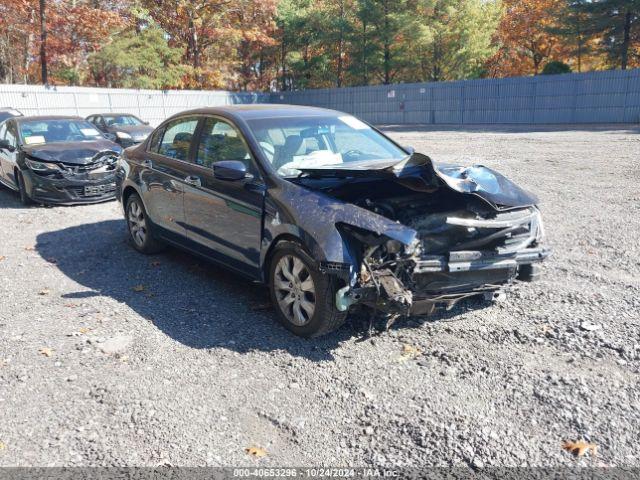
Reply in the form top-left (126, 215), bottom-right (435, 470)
top-left (64, 303), bottom-right (78, 308)
top-left (398, 344), bottom-right (422, 362)
top-left (0, 255), bottom-right (6, 262)
top-left (39, 347), bottom-right (53, 357)
top-left (245, 446), bottom-right (267, 458)
top-left (78, 327), bottom-right (91, 334)
top-left (24, 246), bottom-right (35, 251)
top-left (540, 324), bottom-right (554, 335)
top-left (132, 285), bottom-right (146, 292)
top-left (46, 258), bottom-right (58, 264)
top-left (38, 288), bottom-right (50, 296)
top-left (0, 441), bottom-right (5, 451)
top-left (562, 440), bottom-right (598, 457)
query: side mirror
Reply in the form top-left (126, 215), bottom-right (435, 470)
top-left (213, 160), bottom-right (251, 181)
top-left (0, 139), bottom-right (15, 152)
top-left (404, 145), bottom-right (415, 155)
top-left (103, 133), bottom-right (117, 141)
top-left (143, 121), bottom-right (150, 125)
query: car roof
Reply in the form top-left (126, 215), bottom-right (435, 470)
top-left (15, 115), bottom-right (84, 123)
top-left (91, 113), bottom-right (140, 117)
top-left (168, 104), bottom-right (345, 122)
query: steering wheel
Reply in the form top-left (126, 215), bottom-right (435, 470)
top-left (67, 133), bottom-right (85, 141)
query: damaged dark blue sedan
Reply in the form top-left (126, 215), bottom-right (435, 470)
top-left (116, 105), bottom-right (550, 337)
top-left (0, 115), bottom-right (122, 205)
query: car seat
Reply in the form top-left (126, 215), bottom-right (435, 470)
top-left (172, 132), bottom-right (192, 160)
top-left (46, 122), bottom-right (70, 142)
top-left (273, 135), bottom-right (305, 170)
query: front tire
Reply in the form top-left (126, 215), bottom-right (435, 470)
top-left (268, 241), bottom-right (347, 338)
top-left (125, 193), bottom-right (164, 254)
top-left (16, 170), bottom-right (32, 205)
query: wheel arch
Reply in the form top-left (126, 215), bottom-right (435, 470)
top-left (261, 233), bottom-right (305, 284)
top-left (121, 184), bottom-right (140, 208)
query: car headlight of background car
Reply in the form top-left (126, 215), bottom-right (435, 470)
top-left (115, 131), bottom-right (132, 140)
top-left (24, 158), bottom-right (63, 174)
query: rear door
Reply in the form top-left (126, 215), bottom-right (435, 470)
top-left (181, 116), bottom-right (265, 275)
top-left (138, 116), bottom-right (200, 239)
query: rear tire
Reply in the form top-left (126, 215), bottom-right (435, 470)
top-left (16, 170), bottom-right (32, 205)
top-left (125, 193), bottom-right (164, 254)
top-left (268, 241), bottom-right (347, 338)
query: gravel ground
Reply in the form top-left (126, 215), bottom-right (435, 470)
top-left (0, 125), bottom-right (639, 468)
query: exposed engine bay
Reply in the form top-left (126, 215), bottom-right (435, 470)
top-left (297, 156), bottom-right (551, 325)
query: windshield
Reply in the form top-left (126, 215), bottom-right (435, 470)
top-left (103, 115), bottom-right (144, 127)
top-left (19, 120), bottom-right (103, 145)
top-left (247, 115), bottom-right (408, 177)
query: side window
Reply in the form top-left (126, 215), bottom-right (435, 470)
top-left (157, 117), bottom-right (199, 161)
top-left (5, 122), bottom-right (17, 148)
top-left (195, 117), bottom-right (252, 170)
top-left (148, 127), bottom-right (164, 153)
top-left (0, 123), bottom-right (6, 141)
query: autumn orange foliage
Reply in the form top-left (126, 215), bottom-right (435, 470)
top-left (487, 0), bottom-right (570, 77)
top-left (0, 0), bottom-right (123, 84)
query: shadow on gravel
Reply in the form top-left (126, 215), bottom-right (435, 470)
top-left (0, 185), bottom-right (32, 209)
top-left (36, 219), bottom-right (490, 360)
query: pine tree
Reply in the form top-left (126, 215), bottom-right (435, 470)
top-left (575, 0), bottom-right (639, 69)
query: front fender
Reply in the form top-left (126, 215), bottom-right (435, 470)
top-left (260, 180), bottom-right (418, 275)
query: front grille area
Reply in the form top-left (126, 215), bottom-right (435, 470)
top-left (413, 207), bottom-right (540, 255)
top-left (60, 152), bottom-right (119, 174)
top-left (67, 183), bottom-right (117, 198)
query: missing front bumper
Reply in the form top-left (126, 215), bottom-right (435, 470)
top-left (338, 246), bottom-right (551, 316)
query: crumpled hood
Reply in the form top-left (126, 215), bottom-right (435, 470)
top-left (431, 162), bottom-right (539, 210)
top-left (297, 153), bottom-right (538, 210)
top-left (23, 140), bottom-right (122, 165)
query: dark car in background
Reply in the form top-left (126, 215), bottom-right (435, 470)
top-left (0, 115), bottom-right (122, 205)
top-left (86, 113), bottom-right (153, 147)
top-left (0, 108), bottom-right (23, 123)
top-left (116, 105), bottom-right (550, 337)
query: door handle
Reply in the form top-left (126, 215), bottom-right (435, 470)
top-left (184, 175), bottom-right (201, 187)
top-left (142, 159), bottom-right (153, 168)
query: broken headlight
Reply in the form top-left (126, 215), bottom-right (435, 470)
top-left (532, 208), bottom-right (546, 243)
top-left (24, 158), bottom-right (62, 174)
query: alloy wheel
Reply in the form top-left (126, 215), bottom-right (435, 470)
top-left (273, 254), bottom-right (316, 326)
top-left (128, 200), bottom-right (147, 247)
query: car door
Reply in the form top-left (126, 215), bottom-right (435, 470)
top-left (181, 116), bottom-right (265, 275)
top-left (138, 116), bottom-right (200, 240)
top-left (0, 120), bottom-right (19, 188)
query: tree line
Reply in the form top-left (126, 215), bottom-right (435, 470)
top-left (0, 0), bottom-right (638, 91)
